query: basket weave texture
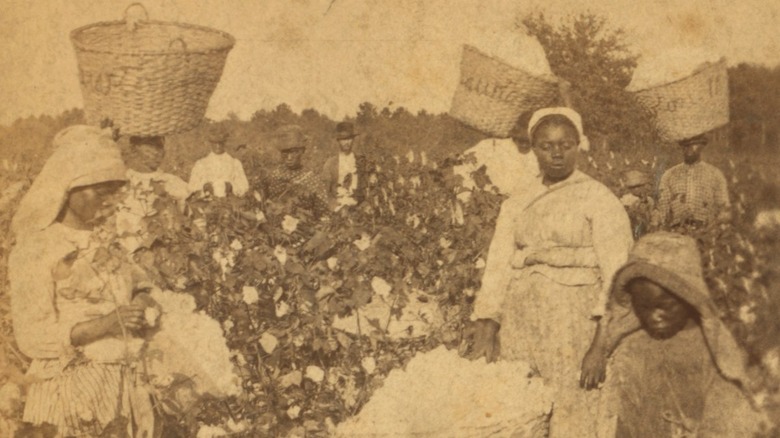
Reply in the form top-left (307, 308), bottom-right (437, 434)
top-left (71, 8), bottom-right (235, 137)
top-left (450, 45), bottom-right (559, 138)
top-left (632, 59), bottom-right (729, 142)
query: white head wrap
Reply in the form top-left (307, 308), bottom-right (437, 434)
top-left (11, 125), bottom-right (126, 236)
top-left (527, 107), bottom-right (590, 151)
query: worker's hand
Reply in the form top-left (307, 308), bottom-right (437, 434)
top-left (460, 319), bottom-right (500, 363)
top-left (580, 343), bottom-right (608, 390)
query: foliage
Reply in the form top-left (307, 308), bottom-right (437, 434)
top-left (729, 63), bottom-right (780, 151)
top-left (0, 100), bottom-right (779, 435)
top-left (522, 12), bottom-right (660, 149)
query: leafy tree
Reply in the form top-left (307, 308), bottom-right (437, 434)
top-left (522, 13), bottom-right (659, 150)
top-left (729, 63), bottom-right (780, 151)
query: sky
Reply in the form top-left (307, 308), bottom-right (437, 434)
top-left (1, 0), bottom-right (778, 125)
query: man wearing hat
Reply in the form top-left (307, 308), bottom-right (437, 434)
top-left (262, 124), bottom-right (329, 212)
top-left (322, 121), bottom-right (368, 209)
top-left (654, 134), bottom-right (730, 229)
top-left (188, 124), bottom-right (249, 198)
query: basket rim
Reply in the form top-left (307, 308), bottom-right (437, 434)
top-left (629, 57), bottom-right (727, 94)
top-left (70, 19), bottom-right (235, 55)
top-left (462, 44), bottom-right (560, 85)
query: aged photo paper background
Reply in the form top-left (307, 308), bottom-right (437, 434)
top-left (1, 0), bottom-right (779, 436)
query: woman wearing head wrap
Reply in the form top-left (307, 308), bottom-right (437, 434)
top-left (584, 232), bottom-right (766, 437)
top-left (464, 107), bottom-right (633, 436)
top-left (9, 126), bottom-right (156, 437)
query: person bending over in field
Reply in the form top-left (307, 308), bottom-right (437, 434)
top-left (581, 232), bottom-right (766, 437)
top-left (261, 124), bottom-right (330, 214)
top-left (652, 133), bottom-right (730, 230)
top-left (188, 124), bottom-right (250, 198)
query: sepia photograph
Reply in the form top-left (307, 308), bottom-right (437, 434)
top-left (0, 0), bottom-right (778, 436)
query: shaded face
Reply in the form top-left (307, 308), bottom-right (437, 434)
top-left (532, 124), bottom-right (578, 181)
top-left (628, 278), bottom-right (695, 340)
top-left (281, 147), bottom-right (305, 170)
top-left (212, 141), bottom-right (227, 155)
top-left (65, 180), bottom-right (126, 227)
top-left (135, 143), bottom-right (165, 171)
top-left (511, 132), bottom-right (531, 154)
top-left (680, 142), bottom-right (703, 164)
top-left (338, 138), bottom-right (354, 153)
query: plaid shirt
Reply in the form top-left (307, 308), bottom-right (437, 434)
top-left (656, 161), bottom-right (730, 226)
top-left (263, 167), bottom-right (329, 209)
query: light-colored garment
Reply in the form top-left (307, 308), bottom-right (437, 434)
top-left (603, 232), bottom-right (764, 437)
top-left (473, 171), bottom-right (633, 437)
top-left (656, 161), bottom-right (730, 225)
top-left (9, 223), bottom-right (153, 437)
top-left (474, 170), bottom-right (634, 321)
top-left (337, 152), bottom-right (358, 194)
top-left (453, 138), bottom-right (540, 196)
top-left (188, 152), bottom-right (249, 197)
top-left (8, 126), bottom-right (153, 437)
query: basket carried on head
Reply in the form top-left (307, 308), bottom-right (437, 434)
top-left (631, 59), bottom-right (729, 142)
top-left (450, 45), bottom-right (560, 138)
top-left (70, 3), bottom-right (235, 137)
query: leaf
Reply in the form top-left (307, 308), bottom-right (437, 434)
top-left (366, 318), bottom-right (383, 332)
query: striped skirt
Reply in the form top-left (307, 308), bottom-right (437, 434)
top-left (23, 362), bottom-right (154, 437)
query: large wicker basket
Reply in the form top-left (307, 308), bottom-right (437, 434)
top-left (70, 4), bottom-right (235, 137)
top-left (450, 45), bottom-right (560, 138)
top-left (631, 59), bottom-right (729, 142)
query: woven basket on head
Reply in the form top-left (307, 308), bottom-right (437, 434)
top-left (631, 59), bottom-right (729, 142)
top-left (450, 45), bottom-right (560, 138)
top-left (70, 3), bottom-right (235, 137)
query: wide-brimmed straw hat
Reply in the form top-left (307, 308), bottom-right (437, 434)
top-left (336, 122), bottom-right (358, 140)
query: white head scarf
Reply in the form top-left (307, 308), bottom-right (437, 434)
top-left (11, 125), bottom-right (126, 236)
top-left (527, 107), bottom-right (590, 151)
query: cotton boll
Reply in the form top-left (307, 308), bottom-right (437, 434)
top-left (259, 332), bottom-right (279, 354)
top-left (242, 286), bottom-right (259, 305)
top-left (370, 277), bottom-right (392, 299)
top-left (287, 405), bottom-right (301, 419)
top-left (361, 356), bottom-right (377, 374)
top-left (145, 307), bottom-right (161, 327)
top-left (197, 425), bottom-right (228, 438)
top-left (305, 365), bottom-right (325, 383)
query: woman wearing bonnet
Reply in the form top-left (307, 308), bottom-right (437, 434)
top-left (463, 107), bottom-right (633, 436)
top-left (9, 125), bottom-right (158, 436)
